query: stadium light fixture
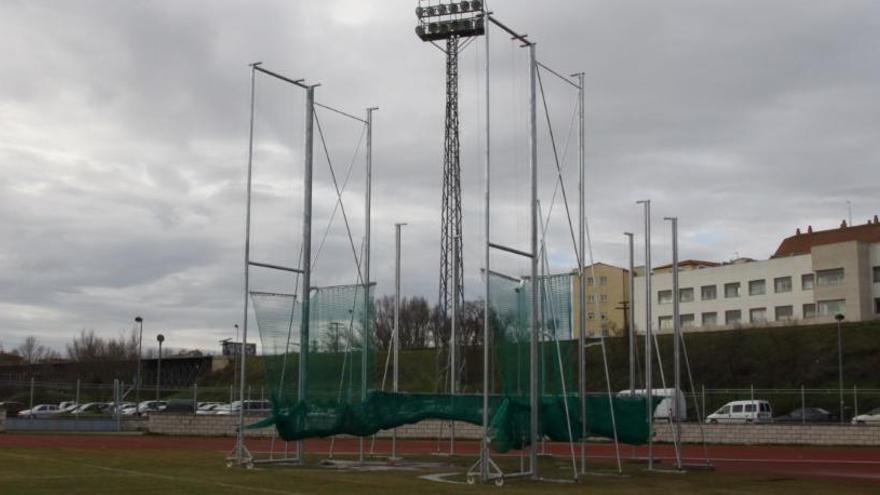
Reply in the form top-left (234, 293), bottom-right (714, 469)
top-left (415, 1), bottom-right (485, 42)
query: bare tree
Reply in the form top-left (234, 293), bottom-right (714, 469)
top-left (15, 335), bottom-right (56, 364)
top-left (66, 329), bottom-right (106, 361)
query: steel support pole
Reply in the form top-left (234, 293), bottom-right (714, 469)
top-left (480, 13), bottom-right (491, 484)
top-left (665, 216), bottom-right (682, 470)
top-left (528, 42), bottom-right (539, 480)
top-left (135, 317), bottom-right (143, 410)
top-left (575, 72), bottom-right (587, 476)
top-left (235, 63), bottom-right (258, 465)
top-left (625, 233), bottom-right (635, 396)
top-left (837, 317), bottom-right (844, 423)
top-left (450, 234), bottom-right (460, 455)
top-left (392, 222), bottom-right (405, 460)
top-left (156, 341), bottom-right (162, 401)
top-left (298, 84), bottom-right (316, 462)
top-left (359, 106), bottom-right (375, 463)
top-left (636, 199), bottom-right (652, 470)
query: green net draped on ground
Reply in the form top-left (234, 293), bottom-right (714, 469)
top-left (251, 275), bottom-right (650, 452)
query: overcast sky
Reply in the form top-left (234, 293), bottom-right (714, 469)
top-left (1, 0), bottom-right (878, 353)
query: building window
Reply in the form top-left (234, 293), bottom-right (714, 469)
top-left (750, 307), bottom-right (767, 323)
top-left (873, 266), bottom-right (880, 283)
top-left (803, 303), bottom-right (816, 319)
top-left (802, 273), bottom-right (814, 290)
top-left (680, 288), bottom-right (694, 303)
top-left (775, 305), bottom-right (794, 321)
top-left (680, 314), bottom-right (695, 328)
top-left (600, 294), bottom-right (608, 303)
top-left (588, 312), bottom-right (595, 320)
top-left (586, 277), bottom-right (593, 286)
top-left (724, 282), bottom-right (740, 298)
top-left (725, 310), bottom-right (742, 325)
top-left (658, 290), bottom-right (672, 304)
top-left (701, 285), bottom-right (717, 301)
top-left (658, 316), bottom-right (673, 330)
top-left (875, 298), bottom-right (880, 314)
top-left (600, 312), bottom-right (607, 321)
top-left (774, 276), bottom-right (792, 293)
top-left (818, 299), bottom-right (846, 317)
top-left (587, 295), bottom-right (595, 303)
top-left (749, 279), bottom-right (766, 296)
top-left (702, 312), bottom-right (717, 326)
top-left (599, 276), bottom-right (607, 286)
top-left (816, 268), bottom-right (845, 287)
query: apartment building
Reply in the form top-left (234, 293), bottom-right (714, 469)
top-left (632, 217), bottom-right (880, 333)
top-left (571, 262), bottom-right (630, 337)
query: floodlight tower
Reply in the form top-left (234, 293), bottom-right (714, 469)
top-left (415, 1), bottom-right (485, 365)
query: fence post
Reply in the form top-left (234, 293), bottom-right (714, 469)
top-left (701, 384), bottom-right (706, 420)
top-left (194, 383), bottom-right (199, 415)
top-left (29, 376), bottom-right (35, 416)
top-left (853, 385), bottom-right (858, 418)
top-left (75, 378), bottom-right (80, 423)
top-left (260, 386), bottom-right (264, 402)
top-left (247, 385), bottom-right (252, 402)
top-left (801, 385), bottom-right (805, 425)
top-left (229, 384), bottom-right (233, 405)
top-left (114, 379), bottom-right (121, 432)
top-left (750, 384), bottom-right (754, 401)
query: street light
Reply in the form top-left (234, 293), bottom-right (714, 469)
top-left (835, 313), bottom-right (845, 423)
top-left (156, 334), bottom-right (165, 401)
top-left (134, 316), bottom-right (143, 408)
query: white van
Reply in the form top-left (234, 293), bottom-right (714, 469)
top-left (618, 388), bottom-right (687, 421)
top-left (705, 400), bottom-right (772, 424)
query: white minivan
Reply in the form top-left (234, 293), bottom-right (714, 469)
top-left (705, 400), bottom-right (772, 424)
top-left (619, 388), bottom-right (687, 421)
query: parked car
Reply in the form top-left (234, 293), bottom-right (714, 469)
top-left (58, 401), bottom-right (79, 413)
top-left (0, 401), bottom-right (26, 416)
top-left (137, 401), bottom-right (168, 414)
top-left (120, 404), bottom-right (139, 415)
top-left (618, 388), bottom-right (687, 421)
top-left (18, 404), bottom-right (60, 418)
top-left (215, 400), bottom-right (271, 415)
top-left (107, 402), bottom-right (135, 414)
top-left (705, 400), bottom-right (772, 424)
top-left (196, 403), bottom-right (224, 415)
top-left (774, 407), bottom-right (835, 423)
top-left (162, 399), bottom-right (196, 413)
top-left (851, 407), bottom-right (880, 425)
top-left (71, 402), bottom-right (111, 415)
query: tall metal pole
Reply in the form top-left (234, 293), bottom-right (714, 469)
top-left (235, 62), bottom-right (259, 465)
top-left (359, 106), bottom-right (376, 463)
top-left (636, 199), bottom-right (652, 470)
top-left (156, 335), bottom-right (164, 401)
top-left (624, 233), bottom-right (635, 395)
top-left (575, 71), bottom-right (587, 476)
top-left (528, 41), bottom-right (540, 480)
top-left (298, 84), bottom-right (316, 462)
top-left (665, 216), bottom-right (682, 470)
top-left (392, 222), bottom-right (405, 460)
top-left (480, 9), bottom-right (491, 483)
top-left (835, 313), bottom-right (845, 423)
top-left (450, 233), bottom-right (460, 455)
top-left (135, 316), bottom-right (143, 409)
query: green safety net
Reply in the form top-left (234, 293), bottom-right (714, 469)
top-left (251, 275), bottom-right (651, 452)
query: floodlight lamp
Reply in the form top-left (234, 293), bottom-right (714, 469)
top-left (415, 6), bottom-right (423, 17)
top-left (449, 4), bottom-right (460, 14)
top-left (471, 0), bottom-right (483, 11)
top-left (437, 4), bottom-right (448, 15)
top-left (426, 6), bottom-right (436, 16)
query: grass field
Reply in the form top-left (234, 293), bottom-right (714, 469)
top-left (1, 446), bottom-right (878, 495)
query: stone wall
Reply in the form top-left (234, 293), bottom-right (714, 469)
top-left (654, 422), bottom-right (880, 446)
top-left (147, 415), bottom-right (880, 446)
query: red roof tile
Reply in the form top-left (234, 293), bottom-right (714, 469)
top-left (773, 219), bottom-right (880, 257)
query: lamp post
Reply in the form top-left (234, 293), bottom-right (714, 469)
top-left (835, 313), bottom-right (845, 423)
top-left (156, 334), bottom-right (165, 401)
top-left (134, 316), bottom-right (143, 409)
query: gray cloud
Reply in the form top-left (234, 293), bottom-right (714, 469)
top-left (0, 0), bottom-right (877, 352)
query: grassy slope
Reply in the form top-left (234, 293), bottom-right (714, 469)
top-left (0, 447), bottom-right (877, 495)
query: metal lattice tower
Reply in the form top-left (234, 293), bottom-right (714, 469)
top-left (439, 35), bottom-right (465, 335)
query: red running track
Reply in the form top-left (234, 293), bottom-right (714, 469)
top-left (2, 434), bottom-right (878, 483)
